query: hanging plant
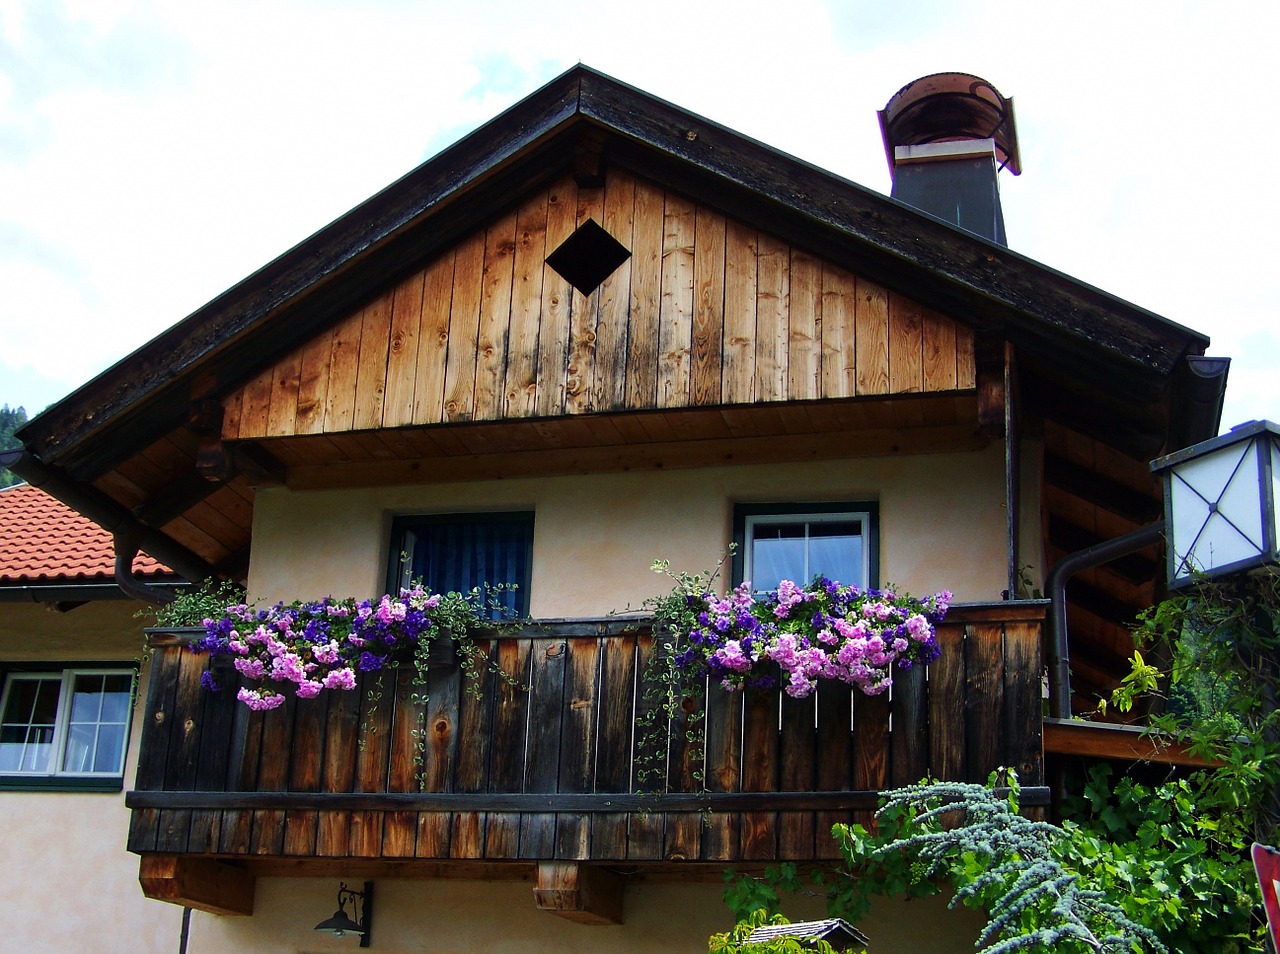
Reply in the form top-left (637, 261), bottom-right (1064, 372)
top-left (634, 558), bottom-right (952, 791)
top-left (191, 583), bottom-right (519, 710)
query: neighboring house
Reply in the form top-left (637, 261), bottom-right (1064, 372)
top-left (0, 483), bottom-right (185, 953)
top-left (6, 67), bottom-right (1226, 952)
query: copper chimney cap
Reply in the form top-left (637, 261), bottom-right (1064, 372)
top-left (879, 72), bottom-right (1021, 175)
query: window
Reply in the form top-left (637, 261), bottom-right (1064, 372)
top-left (0, 667), bottom-right (135, 789)
top-left (733, 503), bottom-right (878, 591)
top-left (389, 512), bottom-right (534, 618)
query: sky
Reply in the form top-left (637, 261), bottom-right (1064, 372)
top-left (2, 0), bottom-right (1278, 437)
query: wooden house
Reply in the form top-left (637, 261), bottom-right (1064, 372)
top-left (4, 67), bottom-right (1226, 952)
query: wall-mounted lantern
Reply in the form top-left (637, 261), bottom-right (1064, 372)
top-left (314, 881), bottom-right (373, 947)
top-left (1150, 420), bottom-right (1280, 588)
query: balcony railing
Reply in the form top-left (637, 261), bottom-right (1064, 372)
top-left (126, 602), bottom-right (1046, 871)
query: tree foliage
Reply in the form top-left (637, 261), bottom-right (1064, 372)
top-left (0, 404), bottom-right (28, 488)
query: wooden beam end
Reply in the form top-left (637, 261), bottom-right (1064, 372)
top-left (139, 854), bottom-right (255, 916)
top-left (533, 861), bottom-right (623, 925)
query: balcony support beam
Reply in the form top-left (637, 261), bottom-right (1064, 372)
top-left (139, 854), bottom-right (256, 916)
top-left (534, 862), bottom-right (623, 925)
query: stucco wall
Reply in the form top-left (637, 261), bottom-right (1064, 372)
top-left (183, 876), bottom-right (988, 953)
top-left (0, 600), bottom-right (182, 954)
top-left (248, 446), bottom-right (1008, 612)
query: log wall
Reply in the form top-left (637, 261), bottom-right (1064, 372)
top-left (222, 171), bottom-right (977, 442)
top-left (127, 605), bottom-right (1044, 865)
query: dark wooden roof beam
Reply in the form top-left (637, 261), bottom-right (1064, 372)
top-left (1043, 452), bottom-right (1162, 524)
top-left (1045, 515), bottom-right (1158, 586)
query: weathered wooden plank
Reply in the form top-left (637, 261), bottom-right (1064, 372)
top-left (451, 637), bottom-right (497, 859)
top-left (928, 622), bottom-right (967, 782)
top-left (505, 193), bottom-right (549, 419)
top-left (188, 664), bottom-right (237, 854)
top-left (590, 632), bottom-right (637, 859)
top-left (820, 264), bottom-right (857, 400)
top-left (293, 332), bottom-right (333, 435)
top-left (440, 242), bottom-right (481, 420)
top-left (890, 665), bottom-right (929, 787)
top-left (321, 310), bottom-right (363, 432)
top-left (413, 249), bottom-right (458, 425)
top-left (415, 659), bottom-right (463, 858)
top-left (815, 680), bottom-right (853, 856)
top-left (217, 696), bottom-right (263, 855)
top-left (956, 322), bottom-right (977, 389)
top-left (565, 186), bottom-right (605, 416)
top-left (1002, 622), bottom-right (1043, 784)
top-left (382, 270), bottom-right (427, 427)
top-left (349, 670), bottom-right (393, 857)
top-left (592, 169), bottom-right (636, 413)
top-left (236, 367), bottom-right (275, 440)
top-left (555, 637), bottom-right (599, 860)
top-left (852, 690), bottom-right (888, 832)
top-left (739, 684), bottom-right (779, 860)
top-left (463, 221), bottom-right (513, 421)
top-left (701, 683), bottom-right (743, 861)
top-left (351, 290), bottom-right (394, 431)
top-left (535, 179), bottom-right (578, 418)
top-left (625, 179), bottom-right (664, 410)
top-left (722, 219), bottom-right (757, 404)
top-left (248, 694), bottom-right (295, 856)
top-left (384, 667), bottom-right (423, 858)
top-left (921, 306), bottom-right (958, 392)
top-left (315, 684), bottom-right (360, 856)
top-left (755, 234), bottom-right (789, 402)
top-left (854, 277), bottom-right (889, 396)
top-left (265, 353), bottom-right (302, 438)
top-left (691, 208), bottom-right (726, 406)
top-left (888, 292), bottom-right (924, 396)
top-left (788, 250), bottom-right (822, 402)
top-left (521, 639), bottom-right (568, 859)
top-left (484, 639), bottom-right (532, 858)
top-left (964, 622), bottom-right (1005, 782)
top-left (663, 685), bottom-right (705, 863)
top-left (282, 686), bottom-right (327, 856)
top-left (778, 691), bottom-right (817, 860)
top-left (155, 647), bottom-right (203, 852)
top-left (657, 193), bottom-right (695, 409)
top-left (627, 633), bottom-right (663, 860)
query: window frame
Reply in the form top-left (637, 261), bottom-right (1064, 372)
top-left (731, 502), bottom-right (880, 591)
top-left (387, 511), bottom-right (535, 617)
top-left (0, 662), bottom-right (137, 792)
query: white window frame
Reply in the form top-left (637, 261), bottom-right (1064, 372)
top-left (736, 503), bottom-right (878, 591)
top-left (0, 667), bottom-right (135, 781)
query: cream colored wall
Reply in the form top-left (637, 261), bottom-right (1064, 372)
top-left (185, 876), bottom-right (987, 953)
top-left (0, 600), bottom-right (183, 954)
top-left (249, 445), bottom-right (1008, 612)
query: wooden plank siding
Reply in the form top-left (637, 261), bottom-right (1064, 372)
top-left (128, 605), bottom-right (1045, 867)
top-left (224, 172), bottom-right (976, 442)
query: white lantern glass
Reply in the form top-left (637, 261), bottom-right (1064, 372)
top-left (1151, 420), bottom-right (1280, 588)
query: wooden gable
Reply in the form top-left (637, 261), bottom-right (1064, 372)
top-left (222, 170), bottom-right (976, 442)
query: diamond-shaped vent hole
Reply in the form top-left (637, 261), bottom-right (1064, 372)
top-left (545, 219), bottom-right (631, 295)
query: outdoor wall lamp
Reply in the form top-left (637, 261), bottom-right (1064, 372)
top-left (314, 881), bottom-right (373, 947)
top-left (1150, 420), bottom-right (1280, 588)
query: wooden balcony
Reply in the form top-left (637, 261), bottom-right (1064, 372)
top-left (126, 602), bottom-right (1046, 919)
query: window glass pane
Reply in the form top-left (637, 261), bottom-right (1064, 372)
top-left (0, 677), bottom-right (59, 774)
top-left (745, 513), bottom-right (868, 591)
top-left (99, 677), bottom-right (133, 723)
top-left (70, 674), bottom-right (107, 722)
top-left (402, 515), bottom-right (533, 618)
top-left (21, 726), bottom-right (54, 772)
top-left (63, 723), bottom-right (96, 774)
top-left (93, 724), bottom-right (126, 773)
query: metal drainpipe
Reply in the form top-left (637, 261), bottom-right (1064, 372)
top-left (1045, 520), bottom-right (1166, 719)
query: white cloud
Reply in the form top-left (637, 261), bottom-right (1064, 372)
top-left (1, 0), bottom-right (1278, 428)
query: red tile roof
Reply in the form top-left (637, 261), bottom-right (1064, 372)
top-left (0, 483), bottom-right (172, 583)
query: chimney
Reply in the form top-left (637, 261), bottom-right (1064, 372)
top-left (878, 73), bottom-right (1020, 245)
